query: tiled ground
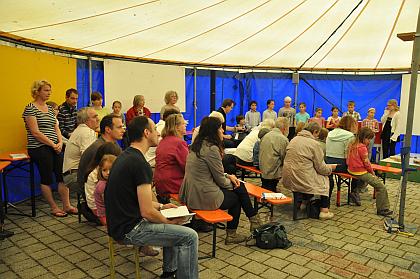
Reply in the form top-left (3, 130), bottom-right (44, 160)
top-left (1, 178), bottom-right (419, 279)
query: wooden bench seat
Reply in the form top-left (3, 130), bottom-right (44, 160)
top-left (168, 194), bottom-right (232, 258)
top-left (236, 164), bottom-right (262, 180)
top-left (244, 182), bottom-right (292, 217)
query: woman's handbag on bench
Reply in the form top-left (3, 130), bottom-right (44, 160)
top-left (247, 222), bottom-right (292, 249)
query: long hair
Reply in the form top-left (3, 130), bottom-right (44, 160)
top-left (347, 127), bottom-right (374, 158)
top-left (97, 155), bottom-right (116, 181)
top-left (84, 142), bottom-right (122, 182)
top-left (190, 117), bottom-right (223, 158)
top-left (161, 114), bottom-right (184, 138)
top-left (339, 115), bottom-right (357, 133)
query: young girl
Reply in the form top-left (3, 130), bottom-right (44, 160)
top-left (245, 100), bottom-right (261, 129)
top-left (112, 100), bottom-right (126, 126)
top-left (94, 155), bottom-right (116, 226)
top-left (361, 108), bottom-right (379, 160)
top-left (295, 102), bottom-right (310, 124)
top-left (326, 106), bottom-right (341, 130)
top-left (310, 108), bottom-right (325, 128)
top-left (346, 127), bottom-right (392, 216)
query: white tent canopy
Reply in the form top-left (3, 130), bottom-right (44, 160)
top-left (0, 0), bottom-right (418, 71)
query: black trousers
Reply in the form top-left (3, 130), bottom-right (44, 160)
top-left (261, 178), bottom-right (279, 192)
top-left (219, 183), bottom-right (256, 230)
top-left (382, 138), bottom-right (397, 159)
top-left (222, 154), bottom-right (237, 175)
top-left (296, 193), bottom-right (329, 208)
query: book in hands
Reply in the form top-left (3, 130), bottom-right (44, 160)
top-left (9, 153), bottom-right (28, 159)
top-left (160, 206), bottom-right (195, 225)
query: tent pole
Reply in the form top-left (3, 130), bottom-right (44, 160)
top-left (293, 72), bottom-right (299, 109)
top-left (194, 67), bottom-right (197, 128)
top-left (398, 7), bottom-right (420, 230)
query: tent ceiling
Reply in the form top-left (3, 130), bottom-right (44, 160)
top-left (0, 0), bottom-right (418, 71)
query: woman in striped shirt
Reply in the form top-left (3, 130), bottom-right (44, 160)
top-left (23, 80), bottom-right (77, 217)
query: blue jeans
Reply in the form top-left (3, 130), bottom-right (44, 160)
top-left (123, 219), bottom-right (199, 279)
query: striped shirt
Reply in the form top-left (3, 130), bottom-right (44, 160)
top-left (245, 110), bottom-right (261, 128)
top-left (22, 103), bottom-right (58, 149)
top-left (57, 102), bottom-right (77, 139)
top-left (362, 118), bottom-right (379, 133)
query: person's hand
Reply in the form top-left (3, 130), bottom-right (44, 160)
top-left (329, 164), bottom-right (338, 170)
top-left (161, 203), bottom-right (178, 210)
top-left (228, 174), bottom-right (240, 188)
top-left (53, 142), bottom-right (62, 153)
top-left (224, 134), bottom-right (232, 140)
top-left (166, 217), bottom-right (186, 225)
top-left (236, 126), bottom-right (245, 132)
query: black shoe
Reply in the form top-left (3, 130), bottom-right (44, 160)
top-left (377, 209), bottom-right (393, 217)
top-left (191, 219), bottom-right (213, 233)
top-left (0, 229), bottom-right (14, 240)
top-left (160, 270), bottom-right (176, 278)
top-left (349, 192), bottom-right (361, 206)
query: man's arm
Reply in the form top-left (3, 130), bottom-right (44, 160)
top-left (137, 184), bottom-right (182, 224)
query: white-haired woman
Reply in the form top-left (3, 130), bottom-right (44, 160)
top-left (160, 90), bottom-right (180, 119)
top-left (23, 80), bottom-right (76, 217)
top-left (126, 95), bottom-right (151, 125)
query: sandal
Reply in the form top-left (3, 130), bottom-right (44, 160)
top-left (51, 210), bottom-right (68, 217)
top-left (65, 207), bottom-right (78, 215)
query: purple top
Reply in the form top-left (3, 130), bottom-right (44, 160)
top-left (94, 180), bottom-right (107, 217)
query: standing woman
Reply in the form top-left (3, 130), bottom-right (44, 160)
top-left (381, 99), bottom-right (401, 159)
top-left (160, 90), bottom-right (180, 119)
top-left (23, 81), bottom-right (77, 217)
top-left (154, 114), bottom-right (188, 196)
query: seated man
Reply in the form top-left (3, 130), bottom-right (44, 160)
top-left (105, 116), bottom-right (199, 279)
top-left (62, 107), bottom-right (99, 192)
top-left (259, 117), bottom-right (289, 192)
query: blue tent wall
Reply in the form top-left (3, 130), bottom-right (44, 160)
top-left (76, 59), bottom-right (105, 108)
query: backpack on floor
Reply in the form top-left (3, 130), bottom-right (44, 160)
top-left (248, 222), bottom-right (292, 249)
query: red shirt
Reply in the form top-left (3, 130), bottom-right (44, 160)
top-left (346, 143), bottom-right (374, 175)
top-left (126, 106), bottom-right (151, 125)
top-left (154, 136), bottom-right (189, 194)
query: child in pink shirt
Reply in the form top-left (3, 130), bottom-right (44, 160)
top-left (346, 127), bottom-right (392, 216)
top-left (309, 108), bottom-right (325, 128)
top-left (94, 154), bottom-right (117, 226)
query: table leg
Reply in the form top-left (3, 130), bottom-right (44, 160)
top-left (30, 160), bottom-right (36, 217)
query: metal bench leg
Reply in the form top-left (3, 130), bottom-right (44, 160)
top-left (134, 246), bottom-right (140, 279)
top-left (29, 160), bottom-right (36, 217)
top-left (212, 224), bottom-right (217, 258)
top-left (336, 178), bottom-right (341, 207)
top-left (108, 237), bottom-right (116, 279)
top-left (77, 193), bottom-right (82, 223)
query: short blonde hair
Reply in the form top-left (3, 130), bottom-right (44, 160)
top-left (260, 118), bottom-right (275, 129)
top-left (31, 80), bottom-right (51, 99)
top-left (208, 111), bottom-right (225, 123)
top-left (161, 114), bottom-right (184, 138)
top-left (164, 90), bottom-right (178, 104)
top-left (132, 95), bottom-right (144, 107)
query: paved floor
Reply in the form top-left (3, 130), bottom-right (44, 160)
top-left (0, 178), bottom-right (419, 279)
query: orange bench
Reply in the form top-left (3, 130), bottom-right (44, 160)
top-left (168, 194), bottom-right (233, 258)
top-left (244, 182), bottom-right (292, 216)
top-left (372, 163), bottom-right (402, 184)
top-left (332, 172), bottom-right (355, 207)
top-left (236, 164), bottom-right (262, 180)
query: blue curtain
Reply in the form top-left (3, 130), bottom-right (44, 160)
top-left (76, 59), bottom-right (105, 108)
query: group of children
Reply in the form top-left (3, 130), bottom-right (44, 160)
top-left (241, 99), bottom-right (380, 159)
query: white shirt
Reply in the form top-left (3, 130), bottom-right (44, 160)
top-left (85, 169), bottom-right (98, 210)
top-left (144, 120), bottom-right (166, 167)
top-left (63, 124), bottom-right (97, 173)
top-left (381, 110), bottom-right (402, 141)
top-left (234, 129), bottom-right (260, 163)
top-left (263, 109), bottom-right (277, 121)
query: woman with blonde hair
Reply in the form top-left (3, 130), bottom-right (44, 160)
top-left (23, 80), bottom-right (76, 217)
top-left (381, 99), bottom-right (401, 158)
top-left (160, 90), bottom-right (180, 118)
top-left (154, 114), bottom-right (188, 195)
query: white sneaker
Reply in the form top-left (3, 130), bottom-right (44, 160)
top-left (319, 211), bottom-right (334, 220)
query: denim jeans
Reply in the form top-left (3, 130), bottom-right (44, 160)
top-left (123, 219), bottom-right (199, 279)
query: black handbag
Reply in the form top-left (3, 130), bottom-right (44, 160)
top-left (248, 222), bottom-right (292, 249)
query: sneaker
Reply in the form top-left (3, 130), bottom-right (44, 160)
top-left (349, 192), bottom-right (362, 206)
top-left (319, 211), bottom-right (334, 220)
top-left (377, 209), bottom-right (393, 217)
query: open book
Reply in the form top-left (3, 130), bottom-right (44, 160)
top-left (9, 153), bottom-right (28, 159)
top-left (160, 206), bottom-right (195, 225)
